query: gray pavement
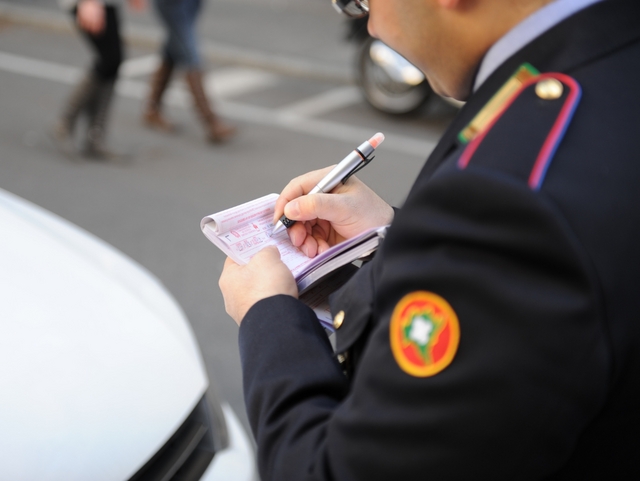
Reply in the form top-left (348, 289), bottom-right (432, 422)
top-left (0, 2), bottom-right (457, 455)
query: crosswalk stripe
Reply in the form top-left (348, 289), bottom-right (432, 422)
top-left (119, 54), bottom-right (161, 78)
top-left (205, 67), bottom-right (280, 99)
top-left (277, 86), bottom-right (361, 118)
top-left (0, 50), bottom-right (81, 83)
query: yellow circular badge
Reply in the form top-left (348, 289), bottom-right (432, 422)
top-left (390, 291), bottom-right (460, 377)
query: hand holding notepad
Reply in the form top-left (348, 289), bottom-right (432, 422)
top-left (201, 193), bottom-right (387, 295)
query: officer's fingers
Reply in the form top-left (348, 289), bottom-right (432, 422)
top-left (311, 221), bottom-right (330, 241)
top-left (219, 247), bottom-right (295, 325)
top-left (249, 246), bottom-right (298, 297)
top-left (218, 257), bottom-right (241, 294)
top-left (311, 223), bottom-right (332, 254)
top-left (252, 245), bottom-right (281, 263)
top-left (287, 222), bottom-right (308, 247)
top-left (316, 237), bottom-right (331, 255)
top-left (220, 246), bottom-right (281, 288)
top-left (273, 166), bottom-right (335, 224)
top-left (299, 233), bottom-right (319, 258)
top-left (285, 221), bottom-right (318, 256)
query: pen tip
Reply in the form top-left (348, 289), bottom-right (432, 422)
top-left (270, 222), bottom-right (281, 237)
top-left (369, 132), bottom-right (385, 149)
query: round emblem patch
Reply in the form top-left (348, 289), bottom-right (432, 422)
top-left (389, 291), bottom-right (460, 377)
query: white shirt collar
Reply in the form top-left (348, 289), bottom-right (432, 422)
top-left (473, 0), bottom-right (604, 91)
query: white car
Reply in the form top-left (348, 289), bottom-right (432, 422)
top-left (0, 188), bottom-right (256, 481)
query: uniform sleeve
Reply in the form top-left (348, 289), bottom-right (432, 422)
top-left (239, 295), bottom-right (349, 481)
top-left (239, 165), bottom-right (612, 481)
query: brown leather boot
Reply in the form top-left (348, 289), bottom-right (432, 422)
top-left (51, 71), bottom-right (100, 157)
top-left (184, 69), bottom-right (236, 143)
top-left (143, 59), bottom-right (176, 132)
top-left (84, 77), bottom-right (130, 161)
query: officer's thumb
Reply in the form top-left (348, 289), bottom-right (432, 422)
top-left (257, 245), bottom-right (281, 260)
top-left (284, 193), bottom-right (340, 223)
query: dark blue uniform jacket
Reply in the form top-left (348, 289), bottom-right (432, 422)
top-left (238, 1), bottom-right (640, 479)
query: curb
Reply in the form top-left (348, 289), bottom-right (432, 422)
top-left (0, 1), bottom-right (353, 84)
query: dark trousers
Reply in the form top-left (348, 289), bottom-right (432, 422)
top-left (73, 4), bottom-right (123, 80)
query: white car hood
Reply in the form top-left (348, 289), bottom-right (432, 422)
top-left (0, 189), bottom-right (209, 481)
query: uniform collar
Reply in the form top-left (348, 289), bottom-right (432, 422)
top-left (473, 0), bottom-right (603, 92)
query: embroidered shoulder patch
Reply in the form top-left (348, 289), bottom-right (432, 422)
top-left (390, 291), bottom-right (460, 377)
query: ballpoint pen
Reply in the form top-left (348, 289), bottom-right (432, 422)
top-left (270, 132), bottom-right (385, 237)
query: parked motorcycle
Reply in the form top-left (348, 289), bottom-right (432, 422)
top-left (349, 19), bottom-right (464, 116)
top-left (357, 37), bottom-right (434, 115)
top-left (349, 18), bottom-right (433, 115)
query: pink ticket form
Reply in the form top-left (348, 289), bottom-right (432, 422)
top-left (200, 193), bottom-right (315, 278)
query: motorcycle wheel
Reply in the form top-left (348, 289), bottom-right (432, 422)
top-left (356, 37), bottom-right (433, 115)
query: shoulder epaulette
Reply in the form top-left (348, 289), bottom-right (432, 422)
top-left (457, 65), bottom-right (582, 190)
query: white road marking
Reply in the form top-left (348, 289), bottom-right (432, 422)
top-left (205, 67), bottom-right (280, 99)
top-left (119, 54), bottom-right (161, 78)
top-left (120, 56), bottom-right (284, 101)
top-left (0, 50), bottom-right (435, 157)
top-left (0, 50), bottom-right (81, 83)
top-left (119, 62), bottom-right (280, 97)
top-left (277, 86), bottom-right (361, 118)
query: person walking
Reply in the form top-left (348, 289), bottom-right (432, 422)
top-left (53, 0), bottom-right (144, 159)
top-left (143, 0), bottom-right (236, 143)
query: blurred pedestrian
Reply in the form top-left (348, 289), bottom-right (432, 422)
top-left (53, 0), bottom-right (145, 159)
top-left (143, 0), bottom-right (236, 144)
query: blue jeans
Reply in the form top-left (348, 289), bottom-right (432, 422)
top-left (153, 0), bottom-right (203, 68)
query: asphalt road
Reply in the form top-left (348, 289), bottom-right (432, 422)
top-left (0, 1), bottom-right (457, 445)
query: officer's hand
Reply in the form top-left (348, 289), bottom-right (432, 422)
top-left (77, 0), bottom-right (106, 35)
top-left (273, 166), bottom-right (394, 258)
top-left (219, 247), bottom-right (298, 325)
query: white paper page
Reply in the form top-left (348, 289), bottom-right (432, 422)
top-left (204, 193), bottom-right (278, 237)
top-left (202, 193), bottom-right (319, 277)
top-left (203, 219), bottom-right (316, 277)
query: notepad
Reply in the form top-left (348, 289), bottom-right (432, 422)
top-left (201, 193), bottom-right (387, 329)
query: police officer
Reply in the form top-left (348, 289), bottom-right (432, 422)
top-left (219, 0), bottom-right (640, 479)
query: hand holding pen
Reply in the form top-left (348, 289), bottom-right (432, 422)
top-left (272, 133), bottom-right (385, 237)
top-left (271, 133), bottom-right (395, 258)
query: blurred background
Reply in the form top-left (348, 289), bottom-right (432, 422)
top-left (0, 0), bottom-right (457, 442)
